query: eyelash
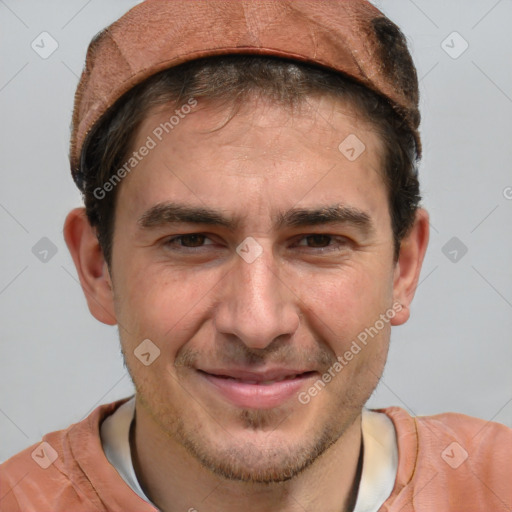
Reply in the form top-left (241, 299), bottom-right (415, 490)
top-left (163, 233), bottom-right (350, 253)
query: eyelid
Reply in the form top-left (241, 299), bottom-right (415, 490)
top-left (294, 234), bottom-right (348, 244)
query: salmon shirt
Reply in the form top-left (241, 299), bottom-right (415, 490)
top-left (1, 398), bottom-right (511, 511)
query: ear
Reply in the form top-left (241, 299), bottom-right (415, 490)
top-left (63, 207), bottom-right (117, 325)
top-left (390, 208), bottom-right (430, 326)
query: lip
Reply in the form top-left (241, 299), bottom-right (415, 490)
top-left (197, 368), bottom-right (318, 409)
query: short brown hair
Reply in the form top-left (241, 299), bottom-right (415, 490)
top-left (78, 54), bottom-right (421, 268)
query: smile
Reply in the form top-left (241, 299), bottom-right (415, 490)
top-left (196, 369), bottom-right (318, 409)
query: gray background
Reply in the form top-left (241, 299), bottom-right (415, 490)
top-left (1, 0), bottom-right (511, 463)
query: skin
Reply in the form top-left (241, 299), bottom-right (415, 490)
top-left (64, 93), bottom-right (429, 512)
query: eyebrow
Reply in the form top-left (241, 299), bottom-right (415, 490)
top-left (137, 201), bottom-right (374, 235)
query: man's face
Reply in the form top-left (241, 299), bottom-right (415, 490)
top-left (109, 94), bottom-right (398, 482)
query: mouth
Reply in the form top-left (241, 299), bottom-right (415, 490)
top-left (196, 369), bottom-right (318, 409)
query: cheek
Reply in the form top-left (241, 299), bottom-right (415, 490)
top-left (301, 263), bottom-right (391, 333)
top-left (115, 263), bottom-right (223, 351)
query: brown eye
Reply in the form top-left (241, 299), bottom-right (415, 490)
top-left (164, 234), bottom-right (214, 249)
top-left (304, 234), bottom-right (332, 248)
top-left (295, 234), bottom-right (350, 253)
top-left (178, 234), bottom-right (207, 247)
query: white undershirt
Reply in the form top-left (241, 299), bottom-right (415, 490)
top-left (101, 397), bottom-right (398, 512)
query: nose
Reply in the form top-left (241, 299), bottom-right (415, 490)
top-left (213, 243), bottom-right (300, 350)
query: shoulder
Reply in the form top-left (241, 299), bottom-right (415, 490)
top-left (0, 433), bottom-right (71, 511)
top-left (381, 405), bottom-right (512, 455)
top-left (0, 398), bottom-right (130, 511)
top-left (415, 408), bottom-right (511, 436)
top-left (376, 407), bottom-right (512, 510)
top-left (415, 410), bottom-right (512, 479)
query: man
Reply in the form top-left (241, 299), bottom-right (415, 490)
top-left (1, 1), bottom-right (510, 511)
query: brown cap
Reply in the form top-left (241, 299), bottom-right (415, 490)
top-left (70, 0), bottom-right (421, 188)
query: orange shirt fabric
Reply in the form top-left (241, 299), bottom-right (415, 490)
top-left (1, 398), bottom-right (511, 512)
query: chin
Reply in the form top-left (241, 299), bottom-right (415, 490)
top-left (171, 406), bottom-right (352, 484)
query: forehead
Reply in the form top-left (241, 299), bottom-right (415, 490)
top-left (115, 93), bottom-right (389, 231)
top-left (152, 90), bottom-right (378, 136)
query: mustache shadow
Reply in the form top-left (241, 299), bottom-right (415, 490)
top-left (174, 338), bottom-right (335, 371)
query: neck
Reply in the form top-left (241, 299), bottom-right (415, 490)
top-left (130, 401), bottom-right (364, 512)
